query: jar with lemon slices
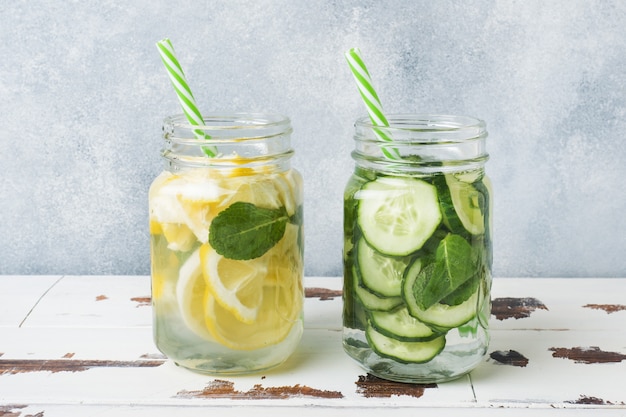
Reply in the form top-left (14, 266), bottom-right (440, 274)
top-left (343, 115), bottom-right (492, 383)
top-left (149, 113), bottom-right (304, 374)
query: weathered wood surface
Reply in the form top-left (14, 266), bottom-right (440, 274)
top-left (1, 276), bottom-right (625, 416)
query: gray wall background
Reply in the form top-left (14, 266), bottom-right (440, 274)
top-left (1, 0), bottom-right (625, 278)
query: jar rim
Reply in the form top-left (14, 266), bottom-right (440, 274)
top-left (352, 114), bottom-right (489, 173)
top-left (161, 111), bottom-right (294, 170)
top-left (355, 114), bottom-right (487, 142)
top-left (164, 112), bottom-right (291, 131)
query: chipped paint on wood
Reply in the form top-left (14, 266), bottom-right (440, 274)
top-left (130, 296), bottom-right (151, 307)
top-left (569, 395), bottom-right (606, 404)
top-left (491, 297), bottom-right (548, 320)
top-left (489, 350), bottom-right (529, 367)
top-left (140, 353), bottom-right (167, 360)
top-left (355, 374), bottom-right (436, 398)
top-left (583, 304), bottom-right (626, 314)
top-left (0, 404), bottom-right (44, 417)
top-left (95, 294), bottom-right (108, 301)
top-left (305, 287), bottom-right (343, 301)
top-left (0, 404), bottom-right (25, 417)
top-left (567, 395), bottom-right (626, 405)
top-left (175, 379), bottom-right (343, 399)
top-left (0, 359), bottom-right (165, 374)
top-left (549, 346), bottom-right (626, 364)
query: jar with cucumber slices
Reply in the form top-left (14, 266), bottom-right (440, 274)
top-left (343, 114), bottom-right (492, 383)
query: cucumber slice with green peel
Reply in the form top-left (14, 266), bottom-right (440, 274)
top-left (473, 178), bottom-right (493, 269)
top-left (369, 306), bottom-right (443, 342)
top-left (353, 266), bottom-right (403, 311)
top-left (444, 174), bottom-right (485, 235)
top-left (406, 290), bottom-right (479, 329)
top-left (357, 238), bottom-right (412, 297)
top-left (357, 176), bottom-right (442, 256)
top-left (366, 325), bottom-right (446, 364)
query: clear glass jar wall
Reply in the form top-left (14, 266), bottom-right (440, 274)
top-left (149, 113), bottom-right (304, 375)
top-left (342, 114), bottom-right (492, 383)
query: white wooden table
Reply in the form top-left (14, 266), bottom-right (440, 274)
top-left (1, 276), bottom-right (625, 416)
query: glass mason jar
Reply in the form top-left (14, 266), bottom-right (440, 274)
top-left (149, 112), bottom-right (304, 375)
top-left (342, 114), bottom-right (492, 383)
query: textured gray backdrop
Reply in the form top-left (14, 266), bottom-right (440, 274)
top-left (1, 0), bottom-right (625, 277)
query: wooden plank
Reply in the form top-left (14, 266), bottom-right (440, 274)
top-left (0, 327), bottom-right (474, 408)
top-left (0, 276), bottom-right (625, 414)
top-left (5, 403), bottom-right (626, 417)
top-left (491, 278), bottom-right (626, 331)
top-left (474, 329), bottom-right (626, 406)
top-left (0, 275), bottom-right (62, 327)
top-left (21, 275), bottom-right (152, 328)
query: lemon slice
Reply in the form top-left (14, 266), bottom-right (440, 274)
top-left (279, 170), bottom-right (303, 217)
top-left (161, 223), bottom-right (196, 251)
top-left (264, 223), bottom-right (303, 287)
top-left (152, 169), bottom-right (293, 248)
top-left (218, 176), bottom-right (283, 211)
top-left (200, 245), bottom-right (268, 324)
top-left (175, 248), bottom-right (213, 340)
top-left (204, 283), bottom-right (301, 351)
top-left (176, 199), bottom-right (215, 244)
top-left (267, 266), bottom-right (303, 323)
top-left (150, 170), bottom-right (234, 245)
top-left (274, 174), bottom-right (296, 216)
top-left (268, 225), bottom-right (304, 324)
top-left (200, 225), bottom-right (303, 350)
top-left (149, 219), bottom-right (162, 235)
top-left (176, 179), bottom-right (233, 243)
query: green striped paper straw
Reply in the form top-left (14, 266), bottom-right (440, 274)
top-left (345, 48), bottom-right (400, 160)
top-left (156, 38), bottom-right (217, 157)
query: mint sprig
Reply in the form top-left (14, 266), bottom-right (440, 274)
top-left (209, 202), bottom-right (289, 260)
top-left (413, 234), bottom-right (478, 309)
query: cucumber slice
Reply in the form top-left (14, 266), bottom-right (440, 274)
top-left (407, 291), bottom-right (478, 329)
top-left (445, 174), bottom-right (485, 235)
top-left (369, 306), bottom-right (442, 341)
top-left (366, 325), bottom-right (446, 364)
top-left (357, 238), bottom-right (411, 297)
top-left (353, 266), bottom-right (403, 311)
top-left (357, 176), bottom-right (442, 256)
top-left (473, 178), bottom-right (493, 267)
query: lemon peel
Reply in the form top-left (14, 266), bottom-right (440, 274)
top-left (175, 248), bottom-right (214, 341)
top-left (200, 244), bottom-right (268, 323)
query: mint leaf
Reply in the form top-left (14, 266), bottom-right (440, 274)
top-left (411, 262), bottom-right (436, 309)
top-left (414, 234), bottom-right (477, 309)
top-left (209, 202), bottom-right (288, 260)
top-left (440, 272), bottom-right (480, 306)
